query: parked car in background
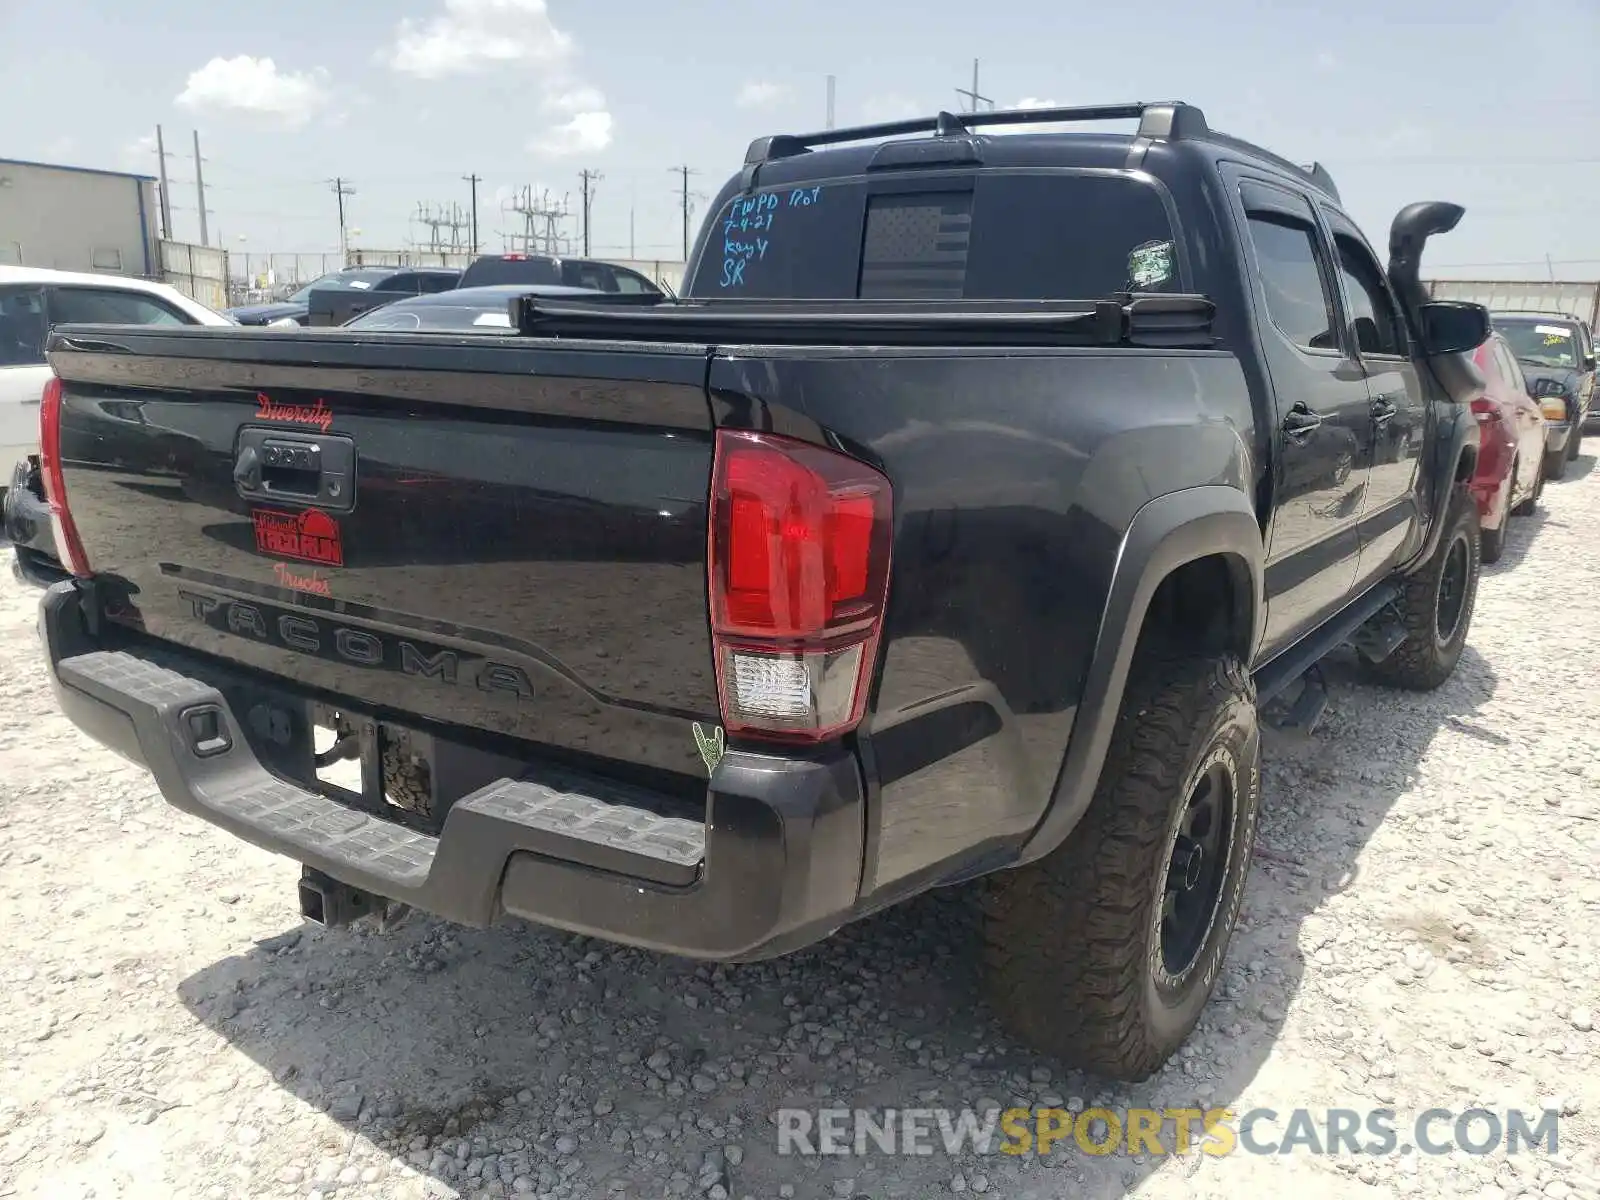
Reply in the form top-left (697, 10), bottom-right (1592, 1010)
top-left (1491, 311), bottom-right (1596, 478)
top-left (225, 266), bottom-right (461, 327)
top-left (457, 253), bottom-right (666, 295)
top-left (1468, 332), bottom-right (1547, 562)
top-left (1, 265), bottom-right (233, 529)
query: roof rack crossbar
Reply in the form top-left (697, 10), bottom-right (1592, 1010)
top-left (744, 101), bottom-right (1208, 165)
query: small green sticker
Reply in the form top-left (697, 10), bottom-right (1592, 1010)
top-left (1127, 240), bottom-right (1175, 290)
top-left (692, 722), bottom-right (726, 776)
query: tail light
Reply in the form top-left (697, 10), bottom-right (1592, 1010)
top-left (707, 430), bottom-right (892, 743)
top-left (38, 376), bottom-right (93, 576)
top-left (1469, 396), bottom-right (1500, 423)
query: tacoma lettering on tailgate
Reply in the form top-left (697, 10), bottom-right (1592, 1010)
top-left (176, 590), bottom-right (536, 700)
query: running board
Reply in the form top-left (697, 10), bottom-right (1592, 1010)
top-left (1266, 665), bottom-right (1329, 735)
top-left (1253, 582), bottom-right (1401, 705)
top-left (1349, 602), bottom-right (1409, 664)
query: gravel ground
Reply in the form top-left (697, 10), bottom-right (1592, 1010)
top-left (1, 461), bottom-right (1598, 1200)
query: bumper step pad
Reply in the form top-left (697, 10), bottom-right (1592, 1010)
top-left (55, 649), bottom-right (706, 918)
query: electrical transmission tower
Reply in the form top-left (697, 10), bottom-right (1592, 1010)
top-left (503, 187), bottom-right (572, 255)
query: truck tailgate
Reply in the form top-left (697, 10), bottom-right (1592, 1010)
top-left (47, 327), bottom-right (719, 781)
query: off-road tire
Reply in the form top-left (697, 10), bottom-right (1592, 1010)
top-left (1512, 464), bottom-right (1543, 517)
top-left (1362, 483), bottom-right (1479, 691)
top-left (1544, 446), bottom-right (1568, 481)
top-left (982, 654), bottom-right (1261, 1081)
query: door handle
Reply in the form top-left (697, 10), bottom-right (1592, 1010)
top-left (1282, 404), bottom-right (1322, 439)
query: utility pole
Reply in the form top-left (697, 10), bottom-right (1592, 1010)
top-left (955, 59), bottom-right (994, 113)
top-left (154, 125), bottom-right (173, 240)
top-left (672, 165), bottom-right (700, 261)
top-left (579, 169), bottom-right (602, 257)
top-left (329, 178), bottom-right (355, 263)
top-left (192, 129), bottom-right (209, 246)
top-left (462, 173), bottom-right (481, 253)
top-left (826, 75), bottom-right (836, 130)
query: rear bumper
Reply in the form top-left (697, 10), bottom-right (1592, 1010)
top-left (39, 581), bottom-right (866, 961)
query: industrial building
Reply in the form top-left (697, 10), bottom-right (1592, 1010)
top-left (0, 157), bottom-right (160, 276)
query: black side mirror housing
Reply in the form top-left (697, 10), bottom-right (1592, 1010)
top-left (1417, 301), bottom-right (1491, 356)
top-left (1583, 353), bottom-right (1597, 373)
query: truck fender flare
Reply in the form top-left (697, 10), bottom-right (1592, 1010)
top-left (1404, 400), bottom-right (1480, 575)
top-left (1016, 485), bottom-right (1263, 865)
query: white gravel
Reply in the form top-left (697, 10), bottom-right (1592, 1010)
top-left (2, 461), bottom-right (1598, 1200)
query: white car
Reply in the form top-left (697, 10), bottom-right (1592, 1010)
top-left (0, 266), bottom-right (234, 487)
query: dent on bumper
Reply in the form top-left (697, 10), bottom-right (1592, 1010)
top-left (38, 581), bottom-right (867, 961)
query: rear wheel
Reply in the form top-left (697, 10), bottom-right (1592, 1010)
top-left (1568, 425), bottom-right (1583, 461)
top-left (982, 654), bottom-right (1260, 1081)
top-left (1363, 484), bottom-right (1480, 691)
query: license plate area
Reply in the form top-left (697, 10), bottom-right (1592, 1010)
top-left (308, 702), bottom-right (524, 835)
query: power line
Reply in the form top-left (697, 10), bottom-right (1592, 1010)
top-left (462, 173), bottom-right (481, 254)
top-left (328, 178), bottom-right (355, 261)
top-left (579, 169), bottom-right (603, 257)
top-left (671, 165), bottom-right (701, 261)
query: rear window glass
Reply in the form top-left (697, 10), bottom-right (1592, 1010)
top-left (460, 258), bottom-right (562, 287)
top-left (686, 171), bottom-right (1180, 300)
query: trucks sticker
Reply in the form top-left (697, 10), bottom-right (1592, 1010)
top-left (255, 392), bottom-right (334, 433)
top-left (253, 508), bottom-right (344, 567)
top-left (272, 561), bottom-right (333, 597)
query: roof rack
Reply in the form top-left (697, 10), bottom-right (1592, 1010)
top-left (743, 101), bottom-right (1211, 166)
top-left (741, 101), bottom-right (1341, 202)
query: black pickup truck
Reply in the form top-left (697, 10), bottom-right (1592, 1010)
top-left (35, 101), bottom-right (1492, 1080)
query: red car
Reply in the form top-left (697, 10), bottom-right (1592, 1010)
top-left (1469, 332), bottom-right (1548, 563)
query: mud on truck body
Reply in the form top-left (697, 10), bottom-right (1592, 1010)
top-left (36, 101), bottom-right (1491, 1079)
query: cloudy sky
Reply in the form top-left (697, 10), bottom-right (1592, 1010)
top-left (1, 0), bottom-right (1596, 278)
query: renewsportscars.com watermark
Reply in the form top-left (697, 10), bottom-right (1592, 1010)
top-left (776, 1107), bottom-right (1562, 1158)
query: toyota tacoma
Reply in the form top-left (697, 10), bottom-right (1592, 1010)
top-left (35, 101), bottom-right (1491, 1080)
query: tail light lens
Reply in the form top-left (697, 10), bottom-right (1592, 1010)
top-left (38, 376), bottom-right (93, 577)
top-left (1469, 397), bottom-right (1499, 424)
top-left (708, 430), bottom-right (892, 742)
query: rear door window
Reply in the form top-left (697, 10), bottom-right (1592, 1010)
top-left (0, 287), bottom-right (48, 366)
top-left (687, 171), bottom-right (1181, 300)
top-left (48, 288), bottom-right (188, 326)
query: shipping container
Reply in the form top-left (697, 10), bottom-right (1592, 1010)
top-left (1426, 279), bottom-right (1600, 327)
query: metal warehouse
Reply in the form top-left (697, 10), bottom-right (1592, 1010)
top-left (0, 158), bottom-right (159, 276)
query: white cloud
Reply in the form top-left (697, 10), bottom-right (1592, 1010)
top-left (545, 85), bottom-right (605, 115)
top-left (530, 110), bottom-right (613, 157)
top-left (1314, 51), bottom-right (1339, 72)
top-left (175, 56), bottom-right (329, 127)
top-left (736, 81), bottom-right (789, 110)
top-left (388, 0), bottom-right (572, 77)
top-left (1013, 97), bottom-right (1059, 109)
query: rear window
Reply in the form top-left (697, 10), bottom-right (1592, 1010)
top-left (686, 171), bottom-right (1181, 300)
top-left (459, 258), bottom-right (562, 287)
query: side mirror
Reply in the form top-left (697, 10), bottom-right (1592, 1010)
top-left (1417, 301), bottom-right (1490, 356)
top-left (1584, 353), bottom-right (1597, 373)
